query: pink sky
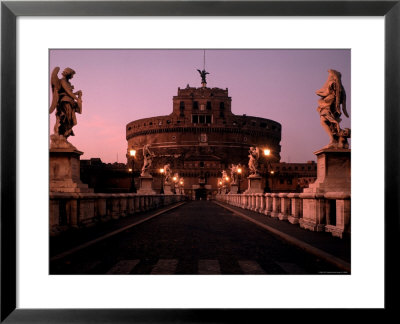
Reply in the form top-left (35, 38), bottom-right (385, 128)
top-left (50, 49), bottom-right (351, 164)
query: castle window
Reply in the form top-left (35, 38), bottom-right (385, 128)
top-left (180, 101), bottom-right (185, 109)
top-left (260, 122), bottom-right (267, 128)
top-left (200, 162), bottom-right (204, 168)
top-left (149, 122), bottom-right (153, 126)
top-left (199, 115), bottom-right (205, 124)
top-left (220, 111), bottom-right (225, 118)
top-left (287, 179), bottom-right (292, 185)
top-left (251, 121), bottom-right (256, 126)
top-left (220, 102), bottom-right (225, 110)
top-left (193, 101), bottom-right (198, 109)
top-left (167, 120), bottom-right (171, 124)
top-left (206, 115), bottom-right (212, 124)
top-left (192, 115), bottom-right (199, 124)
top-left (280, 179), bottom-right (284, 184)
top-left (207, 101), bottom-right (212, 110)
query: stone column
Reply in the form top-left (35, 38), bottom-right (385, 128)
top-left (127, 195), bottom-right (135, 216)
top-left (134, 195), bottom-right (140, 213)
top-left (324, 192), bottom-right (351, 238)
top-left (49, 199), bottom-right (60, 233)
top-left (278, 193), bottom-right (290, 221)
top-left (78, 194), bottom-right (95, 225)
top-left (287, 193), bottom-right (302, 224)
top-left (68, 198), bottom-right (79, 228)
top-left (97, 194), bottom-right (107, 221)
top-left (271, 194), bottom-right (280, 218)
top-left (299, 193), bottom-right (326, 232)
top-left (259, 193), bottom-right (266, 214)
top-left (110, 194), bottom-right (120, 220)
top-left (264, 193), bottom-right (273, 216)
top-left (119, 195), bottom-right (127, 217)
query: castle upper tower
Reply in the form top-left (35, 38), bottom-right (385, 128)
top-left (172, 85), bottom-right (232, 125)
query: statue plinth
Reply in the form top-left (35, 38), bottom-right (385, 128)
top-left (303, 148), bottom-right (350, 194)
top-left (50, 141), bottom-right (93, 193)
top-left (300, 148), bottom-right (351, 234)
top-left (229, 184), bottom-right (238, 194)
top-left (163, 184), bottom-right (173, 195)
top-left (137, 175), bottom-right (156, 195)
top-left (244, 175), bottom-right (263, 194)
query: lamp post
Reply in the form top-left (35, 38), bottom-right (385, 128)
top-left (225, 176), bottom-right (230, 194)
top-left (237, 166), bottom-right (242, 194)
top-left (129, 149), bottom-right (137, 193)
top-left (263, 148), bottom-right (271, 193)
top-left (159, 167), bottom-right (165, 194)
top-left (218, 179), bottom-right (223, 194)
top-left (173, 176), bottom-right (178, 194)
top-left (179, 178), bottom-right (184, 195)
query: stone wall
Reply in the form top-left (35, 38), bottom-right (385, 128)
top-left (49, 192), bottom-right (185, 236)
top-left (216, 192), bottom-right (350, 238)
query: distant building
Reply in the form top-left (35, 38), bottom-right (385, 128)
top-left (125, 79), bottom-right (316, 199)
top-left (268, 161), bottom-right (317, 192)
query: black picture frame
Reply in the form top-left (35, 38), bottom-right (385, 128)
top-left (1, 0), bottom-right (398, 322)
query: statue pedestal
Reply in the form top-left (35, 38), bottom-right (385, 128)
top-left (300, 148), bottom-right (351, 234)
top-left (137, 176), bottom-right (156, 195)
top-left (229, 184), bottom-right (238, 194)
top-left (163, 184), bottom-right (173, 195)
top-left (50, 147), bottom-right (93, 193)
top-left (244, 176), bottom-right (263, 194)
top-left (303, 148), bottom-right (350, 194)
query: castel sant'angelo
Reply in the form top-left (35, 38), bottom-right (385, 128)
top-left (126, 70), bottom-right (315, 199)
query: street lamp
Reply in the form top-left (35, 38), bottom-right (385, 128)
top-left (173, 175), bottom-right (178, 194)
top-left (263, 148), bottom-right (271, 193)
top-left (225, 176), bottom-right (230, 194)
top-left (179, 178), bottom-right (184, 194)
top-left (218, 179), bottom-right (223, 194)
top-left (129, 149), bottom-right (137, 193)
top-left (237, 166), bottom-right (242, 194)
top-left (159, 167), bottom-right (165, 194)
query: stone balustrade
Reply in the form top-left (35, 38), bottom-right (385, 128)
top-left (49, 192), bottom-right (185, 236)
top-left (216, 192), bottom-right (350, 238)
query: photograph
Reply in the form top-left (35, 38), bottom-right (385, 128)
top-left (49, 49), bottom-right (351, 275)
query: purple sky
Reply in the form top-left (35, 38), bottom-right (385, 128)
top-left (49, 49), bottom-right (350, 164)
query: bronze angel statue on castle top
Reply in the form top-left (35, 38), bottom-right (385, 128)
top-left (50, 67), bottom-right (83, 139)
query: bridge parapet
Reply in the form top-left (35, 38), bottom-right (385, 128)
top-left (50, 192), bottom-right (185, 236)
top-left (216, 192), bottom-right (350, 239)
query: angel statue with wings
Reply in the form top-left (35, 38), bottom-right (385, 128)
top-left (141, 144), bottom-right (155, 177)
top-left (50, 67), bottom-right (82, 141)
top-left (229, 164), bottom-right (239, 185)
top-left (197, 69), bottom-right (210, 86)
top-left (248, 147), bottom-right (260, 177)
top-left (163, 163), bottom-right (172, 184)
top-left (316, 69), bottom-right (350, 149)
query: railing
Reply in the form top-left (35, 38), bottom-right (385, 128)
top-left (216, 192), bottom-right (350, 238)
top-left (49, 193), bottom-right (185, 236)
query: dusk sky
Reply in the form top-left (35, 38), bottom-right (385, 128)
top-left (49, 49), bottom-right (351, 164)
